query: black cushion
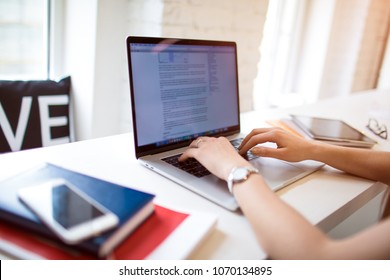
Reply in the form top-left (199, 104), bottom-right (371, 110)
top-left (0, 77), bottom-right (72, 153)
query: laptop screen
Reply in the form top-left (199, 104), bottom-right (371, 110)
top-left (127, 37), bottom-right (240, 157)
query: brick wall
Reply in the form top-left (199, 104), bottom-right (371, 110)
top-left (126, 0), bottom-right (269, 112)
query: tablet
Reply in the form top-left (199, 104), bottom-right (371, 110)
top-left (290, 115), bottom-right (377, 147)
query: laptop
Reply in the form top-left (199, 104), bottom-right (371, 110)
top-left (126, 36), bottom-right (323, 211)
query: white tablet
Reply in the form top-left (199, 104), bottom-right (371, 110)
top-left (290, 115), bottom-right (377, 147)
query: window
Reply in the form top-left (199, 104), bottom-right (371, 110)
top-left (254, 0), bottom-right (306, 109)
top-left (255, 0), bottom-right (390, 109)
top-left (0, 0), bottom-right (49, 79)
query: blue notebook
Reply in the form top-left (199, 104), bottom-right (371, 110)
top-left (0, 163), bottom-right (155, 258)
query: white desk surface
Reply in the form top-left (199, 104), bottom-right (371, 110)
top-left (1, 89), bottom-right (389, 259)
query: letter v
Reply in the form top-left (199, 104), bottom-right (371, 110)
top-left (0, 97), bottom-right (32, 151)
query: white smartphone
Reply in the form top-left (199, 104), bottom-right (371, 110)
top-left (18, 178), bottom-right (119, 244)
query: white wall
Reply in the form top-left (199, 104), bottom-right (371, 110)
top-left (91, 0), bottom-right (128, 138)
top-left (62, 0), bottom-right (98, 141)
top-left (62, 0), bottom-right (128, 140)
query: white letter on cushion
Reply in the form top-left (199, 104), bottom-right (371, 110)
top-left (38, 95), bottom-right (70, 146)
top-left (0, 96), bottom-right (32, 151)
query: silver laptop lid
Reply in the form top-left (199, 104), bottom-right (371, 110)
top-left (126, 36), bottom-right (241, 158)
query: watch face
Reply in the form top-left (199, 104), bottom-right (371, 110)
top-left (233, 167), bottom-right (249, 181)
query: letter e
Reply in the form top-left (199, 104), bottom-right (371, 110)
top-left (38, 95), bottom-right (70, 146)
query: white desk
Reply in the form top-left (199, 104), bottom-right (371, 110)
top-left (1, 90), bottom-right (389, 259)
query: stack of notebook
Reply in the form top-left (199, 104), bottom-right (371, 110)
top-left (0, 163), bottom-right (216, 259)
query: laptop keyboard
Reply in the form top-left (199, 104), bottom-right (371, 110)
top-left (162, 138), bottom-right (258, 178)
top-left (162, 155), bottom-right (211, 178)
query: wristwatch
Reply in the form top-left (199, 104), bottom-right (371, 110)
top-left (227, 166), bottom-right (259, 193)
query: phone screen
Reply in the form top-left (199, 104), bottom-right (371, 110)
top-left (19, 179), bottom-right (119, 243)
top-left (52, 183), bottom-right (105, 229)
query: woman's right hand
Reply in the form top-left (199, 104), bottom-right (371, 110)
top-left (179, 136), bottom-right (251, 181)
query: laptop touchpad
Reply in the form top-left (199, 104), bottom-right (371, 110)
top-left (250, 157), bottom-right (306, 190)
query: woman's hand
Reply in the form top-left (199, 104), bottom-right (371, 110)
top-left (178, 127), bottom-right (314, 180)
top-left (179, 137), bottom-right (251, 181)
top-left (238, 127), bottom-right (314, 162)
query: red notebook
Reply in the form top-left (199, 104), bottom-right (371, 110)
top-left (0, 205), bottom-right (190, 260)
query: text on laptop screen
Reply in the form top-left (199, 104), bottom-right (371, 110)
top-left (128, 39), bottom-right (239, 152)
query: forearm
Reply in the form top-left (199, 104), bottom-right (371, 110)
top-left (233, 174), bottom-right (333, 259)
top-left (308, 142), bottom-right (390, 185)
